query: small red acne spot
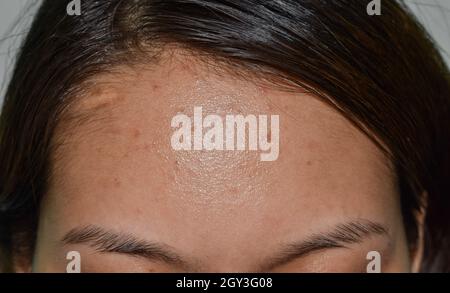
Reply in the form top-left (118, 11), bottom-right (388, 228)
top-left (152, 84), bottom-right (160, 91)
top-left (135, 207), bottom-right (143, 216)
top-left (132, 128), bottom-right (141, 138)
top-left (229, 186), bottom-right (239, 194)
top-left (113, 177), bottom-right (121, 188)
top-left (174, 106), bottom-right (185, 113)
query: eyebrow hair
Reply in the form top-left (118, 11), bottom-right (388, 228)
top-left (258, 219), bottom-right (389, 271)
top-left (61, 225), bottom-right (188, 269)
top-left (61, 219), bottom-right (388, 272)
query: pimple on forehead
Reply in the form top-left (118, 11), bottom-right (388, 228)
top-left (132, 128), bottom-right (142, 139)
top-left (38, 56), bottom-right (405, 272)
top-left (52, 51), bottom-right (391, 207)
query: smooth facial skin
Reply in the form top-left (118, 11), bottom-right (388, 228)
top-left (31, 51), bottom-right (414, 272)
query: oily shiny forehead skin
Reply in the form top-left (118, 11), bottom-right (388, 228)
top-left (36, 52), bottom-right (406, 271)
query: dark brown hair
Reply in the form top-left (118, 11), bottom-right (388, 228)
top-left (1, 0), bottom-right (450, 272)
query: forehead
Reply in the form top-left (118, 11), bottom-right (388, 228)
top-left (47, 53), bottom-right (398, 252)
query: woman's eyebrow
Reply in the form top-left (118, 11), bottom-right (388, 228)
top-left (258, 219), bottom-right (389, 272)
top-left (61, 225), bottom-right (189, 269)
top-left (61, 220), bottom-right (388, 271)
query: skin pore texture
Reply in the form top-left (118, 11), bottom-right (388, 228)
top-left (31, 51), bottom-right (413, 273)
